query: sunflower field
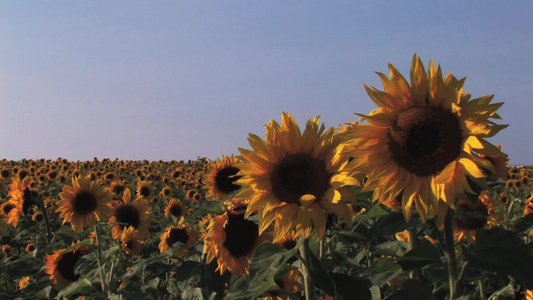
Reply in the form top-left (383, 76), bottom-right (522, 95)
top-left (1, 55), bottom-right (533, 300)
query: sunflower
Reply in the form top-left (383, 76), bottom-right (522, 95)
top-left (234, 112), bottom-right (359, 242)
top-left (56, 175), bottom-right (113, 232)
top-left (2, 244), bottom-right (13, 256)
top-left (44, 246), bottom-right (90, 288)
top-left (341, 54), bottom-right (508, 222)
top-left (164, 198), bottom-right (187, 221)
top-left (7, 177), bottom-right (36, 228)
top-left (454, 192), bottom-right (503, 243)
top-left (120, 226), bottom-right (143, 255)
top-left (136, 180), bottom-right (153, 201)
top-left (108, 188), bottom-right (151, 240)
top-left (159, 221), bottom-right (199, 255)
top-left (260, 268), bottom-right (303, 300)
top-left (25, 243), bottom-right (36, 253)
top-left (203, 203), bottom-right (271, 276)
top-left (205, 155), bottom-right (242, 201)
top-left (18, 276), bottom-right (30, 290)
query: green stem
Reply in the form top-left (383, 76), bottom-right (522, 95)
top-left (299, 238), bottom-right (316, 300)
top-left (444, 208), bottom-right (458, 300)
top-left (38, 196), bottom-right (53, 244)
top-left (95, 224), bottom-right (109, 297)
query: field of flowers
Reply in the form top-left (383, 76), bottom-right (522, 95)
top-left (1, 55), bottom-right (533, 300)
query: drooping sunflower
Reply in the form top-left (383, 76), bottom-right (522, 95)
top-left (205, 155), bottom-right (243, 201)
top-left (203, 201), bottom-right (271, 276)
top-left (56, 175), bottom-right (113, 232)
top-left (454, 192), bottom-right (503, 243)
top-left (341, 54), bottom-right (508, 221)
top-left (108, 188), bottom-right (151, 240)
top-left (234, 112), bottom-right (359, 242)
top-left (44, 246), bottom-right (90, 288)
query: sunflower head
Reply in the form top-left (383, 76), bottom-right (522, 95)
top-left (203, 201), bottom-right (272, 276)
top-left (44, 246), bottom-right (91, 288)
top-left (205, 155), bottom-right (243, 201)
top-left (121, 226), bottom-right (143, 255)
top-left (454, 192), bottom-right (503, 243)
top-left (108, 188), bottom-right (151, 240)
top-left (164, 198), bottom-right (187, 221)
top-left (56, 175), bottom-right (113, 232)
top-left (234, 112), bottom-right (359, 242)
top-left (342, 54), bottom-right (508, 221)
top-left (159, 221), bottom-right (199, 255)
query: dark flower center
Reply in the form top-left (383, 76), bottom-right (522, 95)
top-left (139, 186), bottom-right (151, 197)
top-left (223, 212), bottom-right (258, 258)
top-left (169, 204), bottom-right (182, 217)
top-left (454, 199), bottom-right (488, 230)
top-left (115, 205), bottom-right (141, 229)
top-left (388, 105), bottom-right (463, 176)
top-left (280, 239), bottom-right (297, 250)
top-left (56, 251), bottom-right (84, 282)
top-left (166, 228), bottom-right (189, 247)
top-left (215, 166), bottom-right (242, 195)
top-left (2, 203), bottom-right (15, 214)
top-left (72, 191), bottom-right (98, 215)
top-left (112, 185), bottom-right (125, 195)
top-left (270, 154), bottom-right (330, 205)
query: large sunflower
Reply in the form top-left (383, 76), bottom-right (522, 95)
top-left (205, 155), bottom-right (242, 201)
top-left (44, 246), bottom-right (90, 288)
top-left (203, 202), bottom-right (271, 276)
top-left (342, 54), bottom-right (507, 221)
top-left (56, 175), bottom-right (113, 232)
top-left (234, 112), bottom-right (359, 242)
top-left (108, 188), bottom-right (151, 240)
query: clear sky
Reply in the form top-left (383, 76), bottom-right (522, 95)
top-left (1, 1), bottom-right (531, 164)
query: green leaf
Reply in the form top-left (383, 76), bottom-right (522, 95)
top-left (173, 261), bottom-right (204, 282)
top-left (330, 273), bottom-right (371, 300)
top-left (396, 239), bottom-right (441, 270)
top-left (369, 258), bottom-right (403, 287)
top-left (374, 241), bottom-right (410, 258)
top-left (308, 248), bottom-right (337, 297)
top-left (357, 204), bottom-right (391, 222)
top-left (389, 279), bottom-right (437, 300)
top-left (370, 211), bottom-right (420, 237)
top-left (462, 227), bottom-right (533, 289)
top-left (249, 243), bottom-right (299, 286)
top-left (56, 279), bottom-right (95, 299)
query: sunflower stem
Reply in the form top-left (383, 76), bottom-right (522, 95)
top-left (299, 238), bottom-right (316, 300)
top-left (444, 208), bottom-right (458, 300)
top-left (95, 224), bottom-right (109, 297)
top-left (38, 196), bottom-right (53, 244)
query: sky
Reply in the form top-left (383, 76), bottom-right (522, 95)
top-left (0, 1), bottom-right (531, 165)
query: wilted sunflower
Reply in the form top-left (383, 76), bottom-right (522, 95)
top-left (56, 175), bottom-right (113, 232)
top-left (342, 54), bottom-right (508, 221)
top-left (234, 112), bottom-right (359, 242)
top-left (203, 202), bottom-right (271, 276)
top-left (108, 188), bottom-right (151, 240)
top-left (454, 192), bottom-right (503, 243)
top-left (205, 155), bottom-right (242, 201)
top-left (44, 246), bottom-right (90, 288)
top-left (159, 221), bottom-right (199, 255)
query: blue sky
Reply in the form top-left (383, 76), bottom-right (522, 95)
top-left (1, 1), bottom-right (531, 164)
